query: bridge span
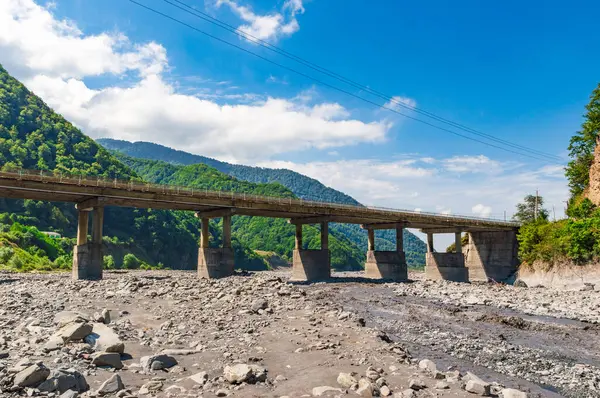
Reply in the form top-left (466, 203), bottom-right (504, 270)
top-left (0, 170), bottom-right (520, 283)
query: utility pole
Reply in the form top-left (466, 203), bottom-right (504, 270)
top-left (534, 189), bottom-right (539, 221)
top-left (552, 205), bottom-right (556, 221)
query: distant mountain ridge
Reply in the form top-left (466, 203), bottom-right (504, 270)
top-left (98, 138), bottom-right (427, 267)
top-left (97, 139), bottom-right (360, 205)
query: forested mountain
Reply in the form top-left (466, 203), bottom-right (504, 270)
top-left (98, 138), bottom-right (360, 205)
top-left (100, 139), bottom-right (427, 265)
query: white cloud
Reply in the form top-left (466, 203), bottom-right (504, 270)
top-left (384, 95), bottom-right (417, 111)
top-left (442, 155), bottom-right (503, 174)
top-left (215, 0), bottom-right (304, 42)
top-left (0, 0), bottom-right (392, 162)
top-left (0, 0), bottom-right (167, 79)
top-left (472, 204), bottom-right (492, 218)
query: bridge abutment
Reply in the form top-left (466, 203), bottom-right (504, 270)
top-left (197, 214), bottom-right (235, 278)
top-left (72, 207), bottom-right (104, 280)
top-left (363, 224), bottom-right (408, 281)
top-left (465, 230), bottom-right (519, 282)
top-left (424, 231), bottom-right (469, 282)
top-left (290, 221), bottom-right (331, 281)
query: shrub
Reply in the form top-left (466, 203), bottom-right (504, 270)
top-left (122, 253), bottom-right (141, 269)
top-left (103, 255), bottom-right (116, 269)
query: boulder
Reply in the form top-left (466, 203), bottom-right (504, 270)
top-left (336, 372), bottom-right (358, 388)
top-left (140, 354), bottom-right (177, 371)
top-left (91, 351), bottom-right (123, 369)
top-left (464, 372), bottom-right (491, 395)
top-left (55, 322), bottom-right (93, 343)
top-left (189, 371), bottom-right (209, 385)
top-left (13, 363), bottom-right (50, 388)
top-left (38, 368), bottom-right (88, 393)
top-left (418, 359), bottom-right (437, 375)
top-left (501, 388), bottom-right (528, 398)
top-left (356, 378), bottom-right (375, 397)
top-left (54, 312), bottom-right (89, 328)
top-left (59, 391), bottom-right (79, 398)
top-left (223, 363), bottom-right (267, 384)
top-left (97, 374), bottom-right (124, 396)
top-left (84, 323), bottom-right (125, 353)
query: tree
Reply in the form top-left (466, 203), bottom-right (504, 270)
top-left (513, 194), bottom-right (549, 223)
top-left (565, 83), bottom-right (600, 199)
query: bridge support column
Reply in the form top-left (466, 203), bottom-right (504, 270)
top-left (197, 215), bottom-right (235, 279)
top-left (465, 230), bottom-right (519, 282)
top-left (290, 221), bottom-right (330, 282)
top-left (364, 224), bottom-right (407, 281)
top-left (72, 207), bottom-right (104, 280)
top-left (424, 230), bottom-right (469, 282)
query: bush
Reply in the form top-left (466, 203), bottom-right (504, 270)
top-left (122, 253), bottom-right (141, 269)
top-left (0, 246), bottom-right (14, 263)
top-left (53, 254), bottom-right (72, 270)
top-left (103, 255), bottom-right (116, 269)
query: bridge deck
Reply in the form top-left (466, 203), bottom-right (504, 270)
top-left (0, 170), bottom-right (519, 231)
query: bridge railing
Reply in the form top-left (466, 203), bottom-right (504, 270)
top-left (0, 168), bottom-right (520, 227)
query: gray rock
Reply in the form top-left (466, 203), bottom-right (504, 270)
top-left (380, 385), bottom-right (391, 396)
top-left (189, 371), bottom-right (209, 385)
top-left (336, 372), bottom-right (358, 388)
top-left (501, 388), bottom-right (528, 398)
top-left (435, 381), bottom-right (450, 390)
top-left (418, 359), bottom-right (437, 375)
top-left (251, 299), bottom-right (268, 312)
top-left (91, 351), bottom-right (123, 369)
top-left (140, 354), bottom-right (177, 371)
top-left (13, 363), bottom-right (50, 388)
top-left (101, 308), bottom-right (111, 324)
top-left (55, 322), bottom-right (93, 342)
top-left (38, 368), bottom-right (88, 393)
top-left (465, 379), bottom-right (491, 395)
top-left (356, 378), bottom-right (374, 397)
top-left (59, 391), bottom-right (79, 398)
top-left (223, 363), bottom-right (267, 384)
top-left (139, 380), bottom-right (163, 395)
top-left (311, 386), bottom-right (343, 396)
top-left (84, 323), bottom-right (125, 353)
top-left (97, 374), bottom-right (124, 396)
top-left (216, 389), bottom-right (228, 397)
top-left (408, 378), bottom-right (426, 391)
top-left (54, 312), bottom-right (89, 328)
top-left (43, 335), bottom-right (64, 352)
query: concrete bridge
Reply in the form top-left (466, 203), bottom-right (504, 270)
top-left (0, 170), bottom-right (520, 282)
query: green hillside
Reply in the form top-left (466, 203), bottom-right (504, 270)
top-left (100, 139), bottom-right (427, 266)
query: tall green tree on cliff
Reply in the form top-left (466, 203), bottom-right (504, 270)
top-left (565, 83), bottom-right (600, 199)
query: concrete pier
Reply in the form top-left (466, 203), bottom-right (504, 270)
top-left (197, 215), bottom-right (235, 278)
top-left (424, 231), bottom-right (469, 282)
top-left (72, 207), bottom-right (104, 280)
top-left (363, 224), bottom-right (407, 281)
top-left (465, 230), bottom-right (519, 282)
top-left (290, 219), bottom-right (331, 281)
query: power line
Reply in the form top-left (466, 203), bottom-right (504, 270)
top-left (160, 0), bottom-right (563, 163)
top-left (126, 0), bottom-right (563, 164)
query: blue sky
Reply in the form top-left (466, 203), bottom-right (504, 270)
top-left (1, 0), bottom-right (599, 233)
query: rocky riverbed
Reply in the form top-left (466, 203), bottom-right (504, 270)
top-left (0, 270), bottom-right (597, 397)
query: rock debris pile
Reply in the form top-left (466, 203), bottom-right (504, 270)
top-left (0, 270), bottom-right (543, 397)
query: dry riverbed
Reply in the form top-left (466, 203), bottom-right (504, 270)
top-left (0, 270), bottom-right (598, 397)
